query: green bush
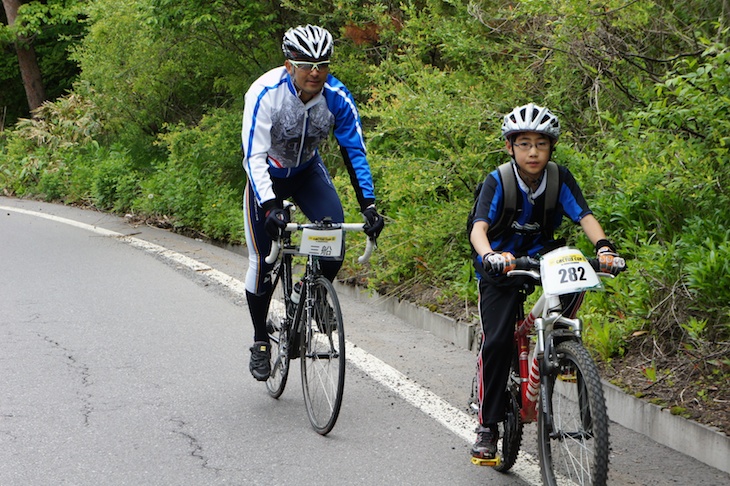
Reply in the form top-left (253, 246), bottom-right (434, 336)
top-left (591, 39), bottom-right (730, 345)
top-left (0, 86), bottom-right (104, 200)
top-left (89, 147), bottom-right (140, 211)
top-left (134, 109), bottom-right (244, 241)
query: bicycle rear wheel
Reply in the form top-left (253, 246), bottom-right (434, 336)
top-left (495, 358), bottom-right (523, 472)
top-left (300, 276), bottom-right (345, 435)
top-left (538, 340), bottom-right (610, 486)
top-left (265, 262), bottom-right (290, 398)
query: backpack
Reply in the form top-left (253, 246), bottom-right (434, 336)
top-left (466, 161), bottom-right (560, 243)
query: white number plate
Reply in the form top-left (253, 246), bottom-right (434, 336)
top-left (540, 247), bottom-right (602, 295)
top-left (299, 228), bottom-right (343, 258)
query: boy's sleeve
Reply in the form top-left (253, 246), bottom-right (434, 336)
top-left (474, 172), bottom-right (501, 226)
top-left (559, 167), bottom-right (593, 223)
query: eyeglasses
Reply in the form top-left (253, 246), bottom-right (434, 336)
top-left (513, 141), bottom-right (551, 151)
top-left (289, 60), bottom-right (330, 71)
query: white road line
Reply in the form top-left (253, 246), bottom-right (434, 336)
top-left (346, 345), bottom-right (543, 484)
top-left (2, 205), bottom-right (544, 485)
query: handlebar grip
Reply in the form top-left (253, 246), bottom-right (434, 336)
top-left (589, 256), bottom-right (628, 275)
top-left (264, 222), bottom-right (298, 264)
top-left (482, 255), bottom-right (536, 274)
top-left (513, 256), bottom-right (538, 271)
top-left (358, 237), bottom-right (376, 264)
top-left (265, 240), bottom-right (280, 264)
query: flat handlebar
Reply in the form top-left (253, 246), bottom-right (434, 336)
top-left (488, 255), bottom-right (623, 279)
top-left (265, 222), bottom-right (376, 264)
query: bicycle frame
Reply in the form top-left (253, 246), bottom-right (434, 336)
top-left (512, 279), bottom-right (585, 423)
top-left (266, 217), bottom-right (375, 351)
top-left (264, 207), bottom-right (376, 434)
top-left (280, 244), bottom-right (327, 342)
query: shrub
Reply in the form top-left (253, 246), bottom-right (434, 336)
top-left (134, 109), bottom-right (244, 241)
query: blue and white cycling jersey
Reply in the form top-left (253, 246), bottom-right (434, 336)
top-left (241, 66), bottom-right (375, 209)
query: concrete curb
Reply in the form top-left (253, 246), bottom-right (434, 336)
top-left (335, 281), bottom-right (730, 475)
top-left (335, 282), bottom-right (477, 350)
top-left (603, 382), bottom-right (729, 474)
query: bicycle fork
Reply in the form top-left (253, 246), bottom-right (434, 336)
top-left (536, 311), bottom-right (585, 439)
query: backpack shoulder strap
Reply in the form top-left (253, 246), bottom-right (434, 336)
top-left (541, 161), bottom-right (560, 238)
top-left (488, 162), bottom-right (517, 240)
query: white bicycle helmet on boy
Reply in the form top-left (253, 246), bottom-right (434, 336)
top-left (501, 103), bottom-right (561, 141)
top-left (282, 25), bottom-right (333, 60)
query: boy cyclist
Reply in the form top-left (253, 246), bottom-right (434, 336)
top-left (468, 103), bottom-right (625, 459)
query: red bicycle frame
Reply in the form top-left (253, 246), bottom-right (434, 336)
top-left (513, 289), bottom-right (585, 424)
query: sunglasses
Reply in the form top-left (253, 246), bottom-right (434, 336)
top-left (289, 59), bottom-right (331, 71)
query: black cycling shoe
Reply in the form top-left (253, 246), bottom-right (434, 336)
top-left (249, 342), bottom-right (271, 381)
top-left (471, 425), bottom-right (499, 458)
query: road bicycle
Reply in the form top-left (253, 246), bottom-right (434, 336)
top-left (469, 246), bottom-right (623, 485)
top-left (263, 202), bottom-right (375, 435)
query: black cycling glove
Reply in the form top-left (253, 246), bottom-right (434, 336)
top-left (262, 200), bottom-right (289, 239)
top-left (362, 205), bottom-right (384, 239)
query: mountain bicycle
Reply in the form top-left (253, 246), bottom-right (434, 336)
top-left (263, 202), bottom-right (375, 435)
top-left (469, 246), bottom-right (624, 485)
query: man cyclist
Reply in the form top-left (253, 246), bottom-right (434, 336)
top-left (468, 103), bottom-right (625, 460)
top-left (241, 24), bottom-right (384, 381)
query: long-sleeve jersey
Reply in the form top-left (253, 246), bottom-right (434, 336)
top-left (473, 162), bottom-right (592, 257)
top-left (241, 66), bottom-right (375, 210)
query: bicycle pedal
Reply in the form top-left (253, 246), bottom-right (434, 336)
top-left (471, 456), bottom-right (501, 467)
top-left (558, 373), bottom-right (577, 382)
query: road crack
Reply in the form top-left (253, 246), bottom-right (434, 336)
top-left (169, 418), bottom-right (221, 474)
top-left (37, 333), bottom-right (93, 426)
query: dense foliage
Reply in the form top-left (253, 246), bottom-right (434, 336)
top-left (2, 0), bottom-right (729, 379)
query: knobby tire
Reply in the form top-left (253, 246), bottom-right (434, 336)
top-left (495, 358), bottom-right (523, 472)
top-left (538, 340), bottom-right (610, 486)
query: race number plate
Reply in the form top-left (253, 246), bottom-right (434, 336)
top-left (299, 228), bottom-right (343, 258)
top-left (540, 247), bottom-right (602, 295)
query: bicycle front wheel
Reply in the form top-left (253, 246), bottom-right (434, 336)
top-left (265, 263), bottom-right (290, 399)
top-left (538, 340), bottom-right (610, 486)
top-left (300, 276), bottom-right (345, 435)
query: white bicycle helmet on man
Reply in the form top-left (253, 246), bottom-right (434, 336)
top-left (282, 24), bottom-right (334, 60)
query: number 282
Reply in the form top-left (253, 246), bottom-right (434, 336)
top-left (559, 267), bottom-right (587, 283)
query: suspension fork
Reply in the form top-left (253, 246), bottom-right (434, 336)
top-left (538, 313), bottom-right (573, 436)
top-left (518, 332), bottom-right (540, 423)
top-left (539, 329), bottom-right (558, 435)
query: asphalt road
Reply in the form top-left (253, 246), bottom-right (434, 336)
top-left (1, 197), bottom-right (728, 486)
